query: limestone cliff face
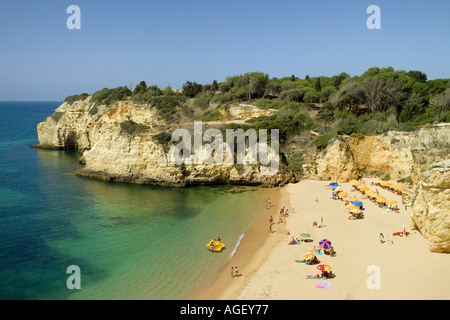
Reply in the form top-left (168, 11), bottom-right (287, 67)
top-left (411, 160), bottom-right (450, 253)
top-left (301, 124), bottom-right (450, 184)
top-left (220, 104), bottom-right (274, 121)
top-left (35, 97), bottom-right (293, 187)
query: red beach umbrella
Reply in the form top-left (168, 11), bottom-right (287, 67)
top-left (317, 264), bottom-right (332, 271)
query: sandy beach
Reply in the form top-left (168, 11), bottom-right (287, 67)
top-left (207, 179), bottom-right (449, 300)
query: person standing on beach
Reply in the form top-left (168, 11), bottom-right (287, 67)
top-left (380, 233), bottom-right (384, 244)
top-left (268, 198), bottom-right (271, 207)
top-left (231, 266), bottom-right (234, 278)
top-left (235, 267), bottom-right (239, 277)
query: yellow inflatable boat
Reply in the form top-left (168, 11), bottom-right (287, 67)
top-left (206, 240), bottom-right (225, 252)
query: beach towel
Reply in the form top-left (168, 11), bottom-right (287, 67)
top-left (306, 275), bottom-right (320, 279)
top-left (319, 282), bottom-right (332, 287)
top-left (315, 284), bottom-right (329, 289)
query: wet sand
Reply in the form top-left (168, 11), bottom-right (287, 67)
top-left (193, 186), bottom-right (287, 300)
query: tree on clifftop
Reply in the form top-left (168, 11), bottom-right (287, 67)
top-left (182, 81), bottom-right (203, 98)
top-left (133, 81), bottom-right (148, 95)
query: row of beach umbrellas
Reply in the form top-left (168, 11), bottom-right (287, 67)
top-left (373, 179), bottom-right (412, 196)
top-left (351, 181), bottom-right (399, 206)
top-left (330, 182), bottom-right (364, 215)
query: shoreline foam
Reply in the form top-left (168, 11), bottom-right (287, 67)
top-left (192, 186), bottom-right (287, 300)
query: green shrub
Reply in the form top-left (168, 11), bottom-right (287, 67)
top-left (199, 107), bottom-right (222, 122)
top-left (193, 94), bottom-right (212, 110)
top-left (51, 112), bottom-right (65, 123)
top-left (150, 94), bottom-right (185, 122)
top-left (212, 92), bottom-right (235, 104)
top-left (119, 120), bottom-right (148, 136)
top-left (88, 106), bottom-right (99, 116)
top-left (64, 93), bottom-right (89, 105)
top-left (91, 86), bottom-right (132, 106)
top-left (153, 131), bottom-right (172, 144)
top-left (248, 104), bottom-right (312, 142)
top-left (286, 152), bottom-right (304, 173)
top-left (310, 131), bottom-right (337, 148)
top-left (398, 176), bottom-right (413, 185)
top-left (335, 115), bottom-right (362, 135)
top-left (395, 123), bottom-right (416, 132)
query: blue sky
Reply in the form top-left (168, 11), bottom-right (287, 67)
top-left (0, 0), bottom-right (449, 100)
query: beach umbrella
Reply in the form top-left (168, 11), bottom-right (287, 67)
top-left (359, 186), bottom-right (369, 191)
top-left (386, 200), bottom-right (397, 205)
top-left (343, 196), bottom-right (358, 202)
top-left (350, 208), bottom-right (361, 214)
top-left (352, 201), bottom-right (363, 207)
top-left (303, 251), bottom-right (316, 261)
top-left (317, 264), bottom-right (332, 272)
top-left (338, 192), bottom-right (348, 198)
top-left (366, 191), bottom-right (377, 198)
top-left (329, 182), bottom-right (339, 188)
top-left (346, 203), bottom-right (359, 210)
top-left (334, 186), bottom-right (343, 192)
top-left (396, 186), bottom-right (406, 191)
top-left (319, 239), bottom-right (332, 249)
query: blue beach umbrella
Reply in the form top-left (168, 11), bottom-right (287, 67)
top-left (352, 201), bottom-right (363, 207)
top-left (319, 239), bottom-right (332, 249)
top-left (329, 182), bottom-right (339, 188)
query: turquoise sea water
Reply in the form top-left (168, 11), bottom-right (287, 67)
top-left (0, 101), bottom-right (266, 300)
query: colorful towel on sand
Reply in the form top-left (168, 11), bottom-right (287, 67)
top-left (316, 284), bottom-right (329, 289)
top-left (306, 275), bottom-right (320, 279)
top-left (320, 282), bottom-right (332, 287)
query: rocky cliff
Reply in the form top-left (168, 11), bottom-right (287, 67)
top-left (301, 124), bottom-right (450, 185)
top-left (411, 160), bottom-right (450, 253)
top-left (33, 97), bottom-right (294, 187)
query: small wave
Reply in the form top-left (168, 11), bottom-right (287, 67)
top-left (230, 233), bottom-right (245, 259)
